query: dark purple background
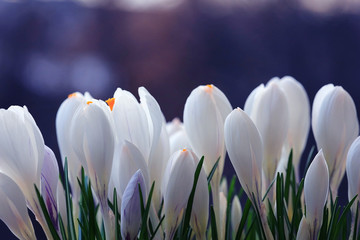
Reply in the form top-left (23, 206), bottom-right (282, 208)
top-left (1, 1), bottom-right (360, 238)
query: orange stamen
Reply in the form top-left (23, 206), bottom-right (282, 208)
top-left (106, 98), bottom-right (115, 111)
top-left (182, 148), bottom-right (187, 152)
top-left (87, 101), bottom-right (93, 105)
top-left (68, 93), bottom-right (77, 98)
top-left (206, 84), bottom-right (213, 88)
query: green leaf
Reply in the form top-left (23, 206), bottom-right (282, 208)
top-left (113, 188), bottom-right (120, 240)
top-left (181, 156), bottom-right (204, 238)
top-left (333, 195), bottom-right (358, 239)
top-left (34, 184), bottom-right (61, 240)
top-left (207, 157), bottom-right (220, 185)
top-left (150, 215), bottom-right (165, 240)
top-left (262, 177), bottom-right (276, 202)
top-left (139, 181), bottom-right (155, 239)
top-left (353, 202), bottom-right (359, 240)
top-left (235, 199), bottom-right (252, 240)
top-left (210, 206), bottom-right (218, 240)
top-left (275, 173), bottom-right (286, 240)
top-left (284, 149), bottom-right (293, 203)
top-left (303, 146), bottom-right (315, 178)
top-left (59, 214), bottom-right (68, 240)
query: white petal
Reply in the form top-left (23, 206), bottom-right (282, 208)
top-left (71, 100), bottom-right (115, 204)
top-left (41, 146), bottom-right (59, 228)
top-left (112, 88), bottom-right (151, 161)
top-left (56, 93), bottom-right (87, 195)
top-left (304, 149), bottom-right (329, 230)
top-left (296, 217), bottom-right (311, 240)
top-left (166, 118), bottom-right (183, 137)
top-left (169, 128), bottom-right (190, 155)
top-left (311, 84), bottom-right (334, 137)
top-left (278, 76), bottom-right (310, 167)
top-left (346, 136), bottom-right (360, 208)
top-left (114, 140), bottom-right (150, 196)
top-left (313, 86), bottom-right (358, 193)
top-left (0, 173), bottom-right (36, 240)
top-left (231, 195), bottom-right (242, 234)
top-left (224, 108), bottom-right (263, 204)
top-left (163, 149), bottom-right (196, 239)
top-left (183, 85), bottom-right (226, 176)
top-left (252, 81), bottom-right (289, 185)
top-left (244, 84), bottom-right (265, 117)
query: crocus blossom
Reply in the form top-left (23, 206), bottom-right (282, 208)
top-left (312, 84), bottom-right (358, 197)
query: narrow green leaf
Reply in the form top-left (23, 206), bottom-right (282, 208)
top-left (235, 199), bottom-right (252, 240)
top-left (150, 215), bottom-right (165, 240)
top-left (333, 195), bottom-right (358, 239)
top-left (58, 214), bottom-right (68, 240)
top-left (353, 202), bottom-right (359, 240)
top-left (181, 156), bottom-right (204, 238)
top-left (207, 157), bottom-right (220, 185)
top-left (210, 206), bottom-right (218, 240)
top-left (262, 177), bottom-right (276, 202)
top-left (113, 188), bottom-right (120, 240)
top-left (224, 176), bottom-right (236, 240)
top-left (284, 149), bottom-right (293, 203)
top-left (139, 181), bottom-right (155, 239)
top-left (303, 146), bottom-right (315, 178)
top-left (275, 173), bottom-right (286, 240)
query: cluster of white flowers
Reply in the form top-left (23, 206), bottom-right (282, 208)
top-left (0, 77), bottom-right (359, 240)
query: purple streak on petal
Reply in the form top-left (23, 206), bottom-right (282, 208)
top-left (41, 146), bottom-right (59, 229)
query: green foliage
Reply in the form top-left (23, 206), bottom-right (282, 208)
top-left (34, 151), bottom-right (359, 240)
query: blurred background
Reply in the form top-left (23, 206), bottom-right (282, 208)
top-left (1, 0), bottom-right (360, 238)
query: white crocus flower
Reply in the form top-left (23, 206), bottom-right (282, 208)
top-left (273, 76), bottom-right (310, 180)
top-left (0, 173), bottom-right (36, 240)
top-left (121, 170), bottom-right (147, 240)
top-left (166, 118), bottom-right (190, 155)
top-left (244, 81), bottom-right (289, 198)
top-left (56, 92), bottom-right (92, 213)
top-left (303, 149), bottom-right (329, 239)
top-left (231, 195), bottom-right (242, 234)
top-left (219, 192), bottom-right (227, 240)
top-left (224, 108), bottom-right (263, 205)
top-left (224, 108), bottom-right (273, 239)
top-left (296, 217), bottom-right (311, 240)
top-left (312, 84), bottom-right (358, 197)
top-left (40, 146), bottom-right (60, 230)
top-left (111, 87), bottom-right (169, 213)
top-left (0, 105), bottom-right (51, 237)
top-left (183, 84), bottom-right (232, 235)
top-left (346, 136), bottom-right (360, 232)
top-left (70, 99), bottom-right (115, 240)
top-left (163, 149), bottom-right (208, 240)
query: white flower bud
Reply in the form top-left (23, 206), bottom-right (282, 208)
top-left (231, 195), bottom-right (242, 234)
top-left (224, 108), bottom-right (263, 205)
top-left (312, 84), bottom-right (358, 196)
top-left (304, 150), bottom-right (329, 237)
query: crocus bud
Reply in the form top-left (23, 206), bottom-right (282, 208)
top-left (346, 136), bottom-right (360, 214)
top-left (0, 173), bottom-right (36, 240)
top-left (169, 128), bottom-right (190, 155)
top-left (183, 84), bottom-right (232, 235)
top-left (183, 84), bottom-right (232, 178)
top-left (231, 195), bottom-right (242, 234)
top-left (121, 170), bottom-right (147, 240)
top-left (40, 146), bottom-right (59, 230)
top-left (304, 150), bottom-right (329, 239)
top-left (224, 108), bottom-right (263, 205)
top-left (0, 106), bottom-right (45, 219)
top-left (276, 76), bottom-right (310, 178)
top-left (312, 84), bottom-right (358, 197)
top-left (70, 99), bottom-right (115, 240)
top-left (163, 149), bottom-right (208, 240)
top-left (244, 81), bottom-right (289, 190)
